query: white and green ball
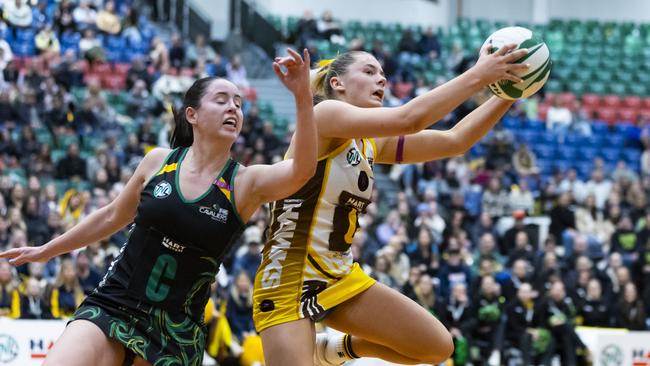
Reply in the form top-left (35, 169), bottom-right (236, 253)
top-left (481, 26), bottom-right (552, 100)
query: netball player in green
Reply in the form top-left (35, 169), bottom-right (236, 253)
top-left (0, 48), bottom-right (316, 366)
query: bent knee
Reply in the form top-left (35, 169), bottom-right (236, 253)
top-left (411, 330), bottom-right (454, 364)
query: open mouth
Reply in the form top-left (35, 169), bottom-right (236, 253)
top-left (372, 90), bottom-right (384, 100)
top-left (223, 117), bottom-right (237, 127)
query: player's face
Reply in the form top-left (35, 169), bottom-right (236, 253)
top-left (337, 53), bottom-right (387, 108)
top-left (194, 79), bottom-right (244, 141)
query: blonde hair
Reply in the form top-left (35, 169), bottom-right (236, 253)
top-left (311, 51), bottom-right (368, 105)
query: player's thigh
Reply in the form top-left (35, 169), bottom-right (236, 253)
top-left (260, 318), bottom-right (315, 366)
top-left (323, 282), bottom-right (453, 363)
top-left (43, 319), bottom-right (126, 366)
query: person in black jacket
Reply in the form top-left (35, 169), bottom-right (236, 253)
top-left (441, 283), bottom-right (473, 366)
top-left (504, 282), bottom-right (552, 366)
top-left (539, 280), bottom-right (587, 366)
top-left (578, 278), bottom-right (613, 328)
top-left (19, 276), bottom-right (52, 319)
top-left (465, 275), bottom-right (506, 365)
top-left (616, 282), bottom-right (647, 330)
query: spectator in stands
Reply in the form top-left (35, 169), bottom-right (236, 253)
top-left (413, 273), bottom-right (440, 316)
top-left (208, 52), bottom-right (228, 78)
top-left (512, 143), bottom-right (539, 177)
top-left (440, 282), bottom-right (471, 365)
top-left (484, 129), bottom-right (514, 170)
top-left (56, 143), bottom-right (87, 180)
top-left (96, 0), bottom-right (121, 35)
top-left (169, 33), bottom-right (186, 68)
top-left (417, 26), bottom-right (441, 60)
top-left (585, 168), bottom-right (613, 210)
top-left (503, 282), bottom-right (550, 365)
top-left (49, 258), bottom-right (84, 319)
top-left (578, 278), bottom-right (613, 327)
top-left (549, 191), bottom-right (576, 250)
top-left (481, 177), bottom-right (509, 220)
top-left (232, 226), bottom-right (262, 283)
top-left (610, 214), bottom-right (640, 266)
top-left (75, 250), bottom-right (101, 295)
top-left (293, 10), bottom-right (318, 50)
top-left (78, 29), bottom-right (104, 63)
top-left (3, 0), bottom-right (32, 32)
top-left (407, 226), bottom-right (440, 275)
top-left (19, 276), bottom-right (52, 319)
top-left (616, 282), bottom-right (647, 330)
top-left (0, 37), bottom-right (13, 73)
top-left (35, 24), bottom-right (61, 58)
top-left (120, 6), bottom-right (142, 45)
top-left (72, 0), bottom-right (97, 33)
top-left (125, 56), bottom-right (150, 90)
top-left (539, 280), bottom-right (585, 365)
top-left (24, 195), bottom-right (48, 246)
top-left (570, 100), bottom-right (592, 136)
top-left (54, 0), bottom-right (75, 34)
top-left (126, 79), bottom-right (158, 120)
top-left (372, 254), bottom-right (399, 289)
top-left (559, 168), bottom-right (586, 203)
top-left (316, 10), bottom-right (344, 45)
top-left (226, 270), bottom-right (256, 342)
top-left (226, 53), bottom-right (249, 89)
top-left (546, 95), bottom-right (572, 132)
top-left (466, 275), bottom-right (505, 364)
top-left (0, 259), bottom-right (19, 318)
top-left (53, 49), bottom-right (84, 89)
top-left (187, 34), bottom-right (216, 67)
top-left (509, 179), bottom-right (535, 214)
top-left (439, 238), bottom-right (472, 300)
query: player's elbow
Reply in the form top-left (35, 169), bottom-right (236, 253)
top-left (293, 163), bottom-right (316, 187)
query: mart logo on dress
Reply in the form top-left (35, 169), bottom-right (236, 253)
top-left (154, 181), bottom-right (172, 199)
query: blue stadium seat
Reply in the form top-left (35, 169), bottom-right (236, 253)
top-left (563, 133), bottom-right (585, 146)
top-left (527, 119), bottom-right (546, 132)
top-left (579, 146), bottom-right (598, 161)
top-left (13, 42), bottom-right (35, 56)
top-left (591, 122), bottom-right (609, 136)
top-left (553, 159), bottom-right (572, 173)
top-left (15, 28), bottom-right (35, 42)
top-left (622, 148), bottom-right (641, 169)
top-left (536, 158), bottom-right (553, 176)
top-left (533, 144), bottom-right (555, 159)
top-left (600, 147), bottom-right (621, 162)
top-left (464, 190), bottom-right (482, 217)
top-left (519, 130), bottom-right (539, 145)
top-left (576, 161), bottom-right (594, 179)
top-left (555, 146), bottom-right (577, 160)
top-left (584, 134), bottom-right (605, 146)
top-left (604, 133), bottom-right (626, 147)
top-left (501, 116), bottom-right (519, 130)
top-left (105, 35), bottom-right (126, 50)
top-left (535, 132), bottom-right (557, 146)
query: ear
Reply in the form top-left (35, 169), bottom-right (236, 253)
top-left (329, 75), bottom-right (345, 93)
top-left (185, 106), bottom-right (198, 125)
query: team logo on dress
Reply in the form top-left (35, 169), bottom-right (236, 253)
top-left (199, 204), bottom-right (229, 223)
top-left (153, 181), bottom-right (172, 199)
top-left (346, 148), bottom-right (361, 166)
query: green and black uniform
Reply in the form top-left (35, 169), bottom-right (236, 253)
top-left (73, 148), bottom-right (245, 365)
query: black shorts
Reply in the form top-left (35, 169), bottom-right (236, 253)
top-left (71, 294), bottom-right (207, 366)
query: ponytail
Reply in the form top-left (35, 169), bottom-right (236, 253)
top-left (170, 106), bottom-right (194, 148)
top-left (168, 76), bottom-right (218, 148)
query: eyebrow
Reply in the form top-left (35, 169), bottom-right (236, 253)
top-left (215, 92), bottom-right (243, 100)
top-left (365, 64), bottom-right (385, 77)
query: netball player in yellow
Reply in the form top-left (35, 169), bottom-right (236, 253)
top-left (254, 44), bottom-right (530, 365)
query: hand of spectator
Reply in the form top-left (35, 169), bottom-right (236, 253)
top-left (469, 43), bottom-right (529, 86)
top-left (0, 245), bottom-right (49, 266)
top-left (273, 48), bottom-right (311, 97)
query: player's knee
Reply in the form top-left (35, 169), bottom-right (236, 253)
top-left (413, 330), bottom-right (454, 364)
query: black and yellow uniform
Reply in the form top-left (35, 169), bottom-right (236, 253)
top-left (253, 139), bottom-right (377, 332)
top-left (73, 148), bottom-right (245, 366)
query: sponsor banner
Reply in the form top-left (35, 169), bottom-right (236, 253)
top-left (577, 327), bottom-right (650, 366)
top-left (0, 318), bottom-right (65, 365)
